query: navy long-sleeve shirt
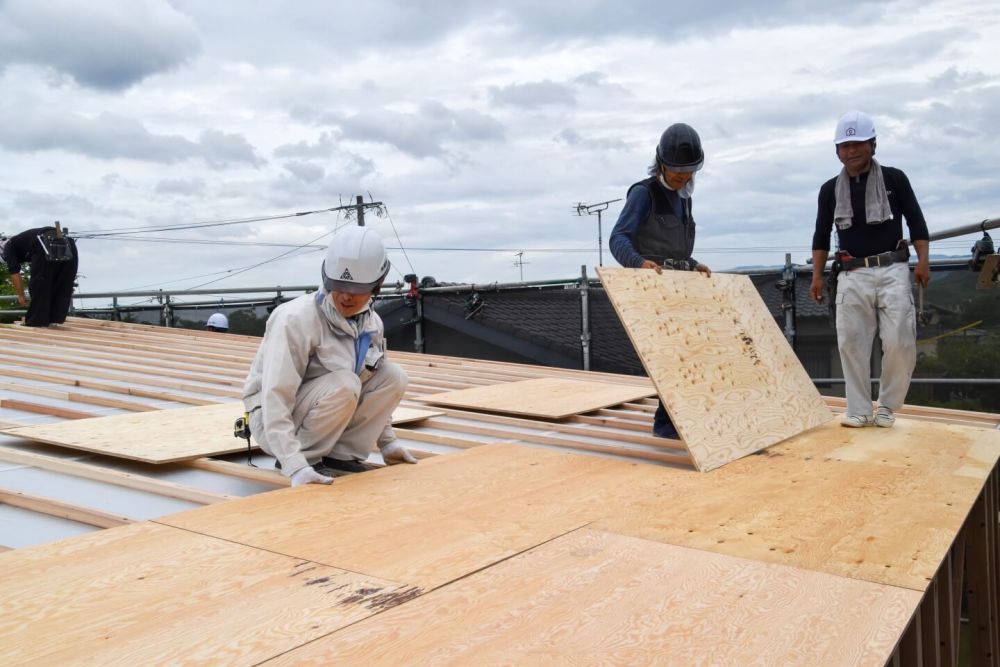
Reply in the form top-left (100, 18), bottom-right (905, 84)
top-left (609, 184), bottom-right (697, 268)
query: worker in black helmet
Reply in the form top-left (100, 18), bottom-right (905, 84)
top-left (609, 123), bottom-right (711, 439)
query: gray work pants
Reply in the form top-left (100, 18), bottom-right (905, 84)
top-left (251, 361), bottom-right (407, 469)
top-left (835, 261), bottom-right (916, 417)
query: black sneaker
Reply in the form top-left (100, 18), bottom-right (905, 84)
top-left (320, 457), bottom-right (371, 473)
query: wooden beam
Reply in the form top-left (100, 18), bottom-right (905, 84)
top-left (181, 458), bottom-right (287, 486)
top-left (0, 445), bottom-right (234, 505)
top-left (0, 487), bottom-right (132, 528)
top-left (0, 399), bottom-right (95, 420)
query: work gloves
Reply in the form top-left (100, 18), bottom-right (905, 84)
top-left (290, 466), bottom-right (334, 487)
top-left (380, 441), bottom-right (418, 465)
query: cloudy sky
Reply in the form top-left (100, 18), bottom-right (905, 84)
top-left (1, 0), bottom-right (998, 303)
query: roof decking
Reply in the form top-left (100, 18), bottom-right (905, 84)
top-left (1, 318), bottom-right (999, 664)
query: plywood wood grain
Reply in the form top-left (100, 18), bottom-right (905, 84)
top-left (265, 528), bottom-right (920, 667)
top-left (594, 417), bottom-right (1000, 591)
top-left (0, 403), bottom-right (251, 463)
top-left (157, 445), bottom-right (656, 589)
top-left (0, 522), bottom-right (409, 666)
top-left (0, 402), bottom-right (443, 464)
top-left (415, 377), bottom-right (654, 419)
top-left (597, 267), bottom-right (832, 471)
top-left (390, 406), bottom-right (444, 423)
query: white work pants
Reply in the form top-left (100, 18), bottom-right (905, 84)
top-left (835, 262), bottom-right (916, 417)
top-left (251, 361), bottom-right (407, 468)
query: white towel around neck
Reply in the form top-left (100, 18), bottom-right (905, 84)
top-left (833, 158), bottom-right (892, 230)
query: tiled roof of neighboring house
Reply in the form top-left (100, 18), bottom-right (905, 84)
top-left (750, 273), bottom-right (830, 319)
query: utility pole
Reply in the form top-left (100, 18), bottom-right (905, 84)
top-left (574, 198), bottom-right (622, 267)
top-left (513, 251), bottom-right (529, 281)
top-left (334, 195), bottom-right (385, 227)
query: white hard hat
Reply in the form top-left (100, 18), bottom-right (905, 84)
top-left (322, 226), bottom-right (390, 294)
top-left (834, 110), bottom-right (876, 144)
top-left (206, 313), bottom-right (229, 330)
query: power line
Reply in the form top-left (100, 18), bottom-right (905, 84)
top-left (382, 205), bottom-right (417, 276)
top-left (74, 206), bottom-right (346, 238)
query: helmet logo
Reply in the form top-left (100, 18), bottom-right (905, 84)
top-left (845, 127), bottom-right (856, 136)
top-left (340, 268), bottom-right (354, 280)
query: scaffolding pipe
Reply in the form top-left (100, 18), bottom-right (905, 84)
top-left (926, 216), bottom-right (1000, 243)
top-left (580, 265), bottom-right (591, 371)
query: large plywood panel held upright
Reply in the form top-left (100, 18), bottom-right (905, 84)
top-left (416, 377), bottom-right (655, 419)
top-left (0, 402), bottom-right (444, 464)
top-left (597, 268), bottom-right (832, 471)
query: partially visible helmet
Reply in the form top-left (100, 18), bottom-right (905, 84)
top-left (0, 233), bottom-right (8, 264)
top-left (656, 123), bottom-right (704, 173)
top-left (322, 226), bottom-right (390, 294)
top-left (834, 111), bottom-right (876, 144)
top-left (206, 313), bottom-right (229, 330)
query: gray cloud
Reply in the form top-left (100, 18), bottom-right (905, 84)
top-left (156, 178), bottom-right (207, 196)
top-left (0, 0), bottom-right (201, 91)
top-left (0, 111), bottom-right (262, 168)
top-left (554, 128), bottom-right (630, 152)
top-left (489, 80), bottom-right (577, 108)
top-left (283, 161), bottom-right (325, 183)
top-left (330, 101), bottom-right (505, 158)
top-left (273, 132), bottom-right (338, 158)
top-left (171, 0), bottom-right (887, 65)
top-left (199, 129), bottom-right (264, 169)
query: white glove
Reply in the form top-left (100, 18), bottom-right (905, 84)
top-left (290, 466), bottom-right (334, 487)
top-left (380, 441), bottom-right (417, 465)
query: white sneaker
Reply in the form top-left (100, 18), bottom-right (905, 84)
top-left (841, 414), bottom-right (874, 428)
top-left (874, 406), bottom-right (895, 428)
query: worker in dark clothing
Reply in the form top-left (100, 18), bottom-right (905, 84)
top-left (0, 224), bottom-right (78, 327)
top-left (609, 123), bottom-right (712, 439)
top-left (810, 111), bottom-right (930, 428)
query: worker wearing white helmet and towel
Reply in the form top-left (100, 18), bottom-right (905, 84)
top-left (810, 111), bottom-right (931, 429)
top-left (206, 313), bottom-right (229, 332)
top-left (242, 226), bottom-right (415, 487)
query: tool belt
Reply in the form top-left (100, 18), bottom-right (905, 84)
top-left (836, 246), bottom-right (909, 271)
top-left (661, 258), bottom-right (695, 271)
top-left (37, 230), bottom-right (75, 263)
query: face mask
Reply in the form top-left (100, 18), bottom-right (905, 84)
top-left (658, 172), bottom-right (696, 199)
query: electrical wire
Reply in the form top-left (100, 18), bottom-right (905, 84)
top-left (74, 206), bottom-right (349, 238)
top-left (381, 205), bottom-right (417, 276)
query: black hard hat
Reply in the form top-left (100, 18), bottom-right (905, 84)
top-left (656, 123), bottom-right (704, 173)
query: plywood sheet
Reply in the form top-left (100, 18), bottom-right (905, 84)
top-left (266, 528), bottom-right (919, 666)
top-left (594, 417), bottom-right (1000, 591)
top-left (0, 402), bottom-right (444, 463)
top-left (0, 402), bottom-right (251, 463)
top-left (0, 522), bottom-right (409, 665)
top-left (597, 267), bottom-right (832, 471)
top-left (157, 445), bottom-right (656, 589)
top-left (390, 406), bottom-right (444, 423)
top-left (415, 377), bottom-right (654, 419)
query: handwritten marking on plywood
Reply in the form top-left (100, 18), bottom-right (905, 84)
top-left (416, 377), bottom-right (654, 419)
top-left (596, 268), bottom-right (832, 471)
top-left (0, 522), bottom-right (411, 665)
top-left (0, 402), bottom-right (444, 463)
top-left (157, 445), bottom-right (656, 589)
top-left (267, 528), bottom-right (919, 666)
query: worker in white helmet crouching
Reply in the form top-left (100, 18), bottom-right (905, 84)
top-left (242, 227), bottom-right (415, 487)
